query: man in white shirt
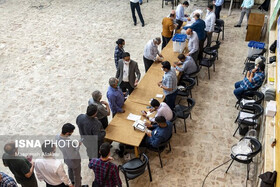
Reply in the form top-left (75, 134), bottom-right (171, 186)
top-left (35, 143), bottom-right (73, 187)
top-left (205, 5), bottom-right (216, 47)
top-left (143, 38), bottom-right (163, 72)
top-left (175, 1), bottom-right (189, 30)
top-left (186, 28), bottom-right (199, 62)
top-left (130, 0), bottom-right (145, 27)
top-left (116, 52), bottom-right (141, 94)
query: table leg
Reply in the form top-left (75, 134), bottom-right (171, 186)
top-left (134, 146), bottom-right (139, 158)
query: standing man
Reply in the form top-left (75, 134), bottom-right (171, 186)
top-left (114, 39), bottom-right (125, 69)
top-left (175, 1), bottom-right (189, 31)
top-left (162, 12), bottom-right (176, 49)
top-left (88, 143), bottom-right (122, 187)
top-left (213, 0), bottom-right (224, 19)
top-left (76, 104), bottom-right (106, 159)
top-left (143, 37), bottom-right (163, 72)
top-left (56, 123), bottom-right (82, 187)
top-left (174, 54), bottom-right (197, 78)
top-left (158, 61), bottom-right (178, 110)
top-left (205, 5), bottom-right (216, 47)
top-left (35, 143), bottom-right (74, 187)
top-left (130, 0), bottom-right (145, 27)
top-left (116, 52), bottom-right (141, 95)
top-left (186, 28), bottom-right (199, 62)
top-left (106, 77), bottom-right (125, 117)
top-left (0, 172), bottom-right (17, 187)
top-left (2, 142), bottom-right (38, 187)
top-left (234, 0), bottom-right (254, 27)
top-left (183, 13), bottom-right (206, 62)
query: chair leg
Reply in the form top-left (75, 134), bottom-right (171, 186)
top-left (147, 161), bottom-right (153, 182)
top-left (158, 152), bottom-right (163, 168)
top-left (208, 67), bottom-right (210, 79)
top-left (196, 76), bottom-right (199, 86)
top-left (233, 124), bottom-right (240, 136)
top-left (247, 163), bottom-right (250, 180)
top-left (222, 26), bottom-right (224, 40)
top-left (184, 119), bottom-right (187, 132)
top-left (190, 90), bottom-right (192, 98)
top-left (225, 159), bottom-right (234, 173)
top-left (173, 123), bottom-right (177, 133)
top-left (217, 32), bottom-right (220, 42)
top-left (162, 0), bottom-right (163, 8)
top-left (168, 142), bottom-right (171, 152)
top-left (234, 116), bottom-right (238, 123)
top-left (213, 62), bottom-right (215, 72)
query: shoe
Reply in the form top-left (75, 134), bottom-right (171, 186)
top-left (140, 2), bottom-right (142, 5)
top-left (246, 26), bottom-right (248, 30)
top-left (142, 23), bottom-right (145, 27)
top-left (134, 22), bottom-right (137, 26)
top-left (234, 24), bottom-right (241, 27)
top-left (115, 149), bottom-right (124, 158)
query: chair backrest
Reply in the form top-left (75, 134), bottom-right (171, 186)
top-left (170, 111), bottom-right (177, 123)
top-left (242, 90), bottom-right (264, 104)
top-left (208, 52), bottom-right (218, 62)
top-left (242, 137), bottom-right (262, 158)
top-left (184, 98), bottom-right (196, 114)
top-left (210, 41), bottom-right (221, 50)
top-left (122, 153), bottom-right (148, 175)
top-left (180, 78), bottom-right (195, 90)
top-left (251, 104), bottom-right (264, 119)
top-left (158, 134), bottom-right (172, 148)
top-left (215, 19), bottom-right (224, 27)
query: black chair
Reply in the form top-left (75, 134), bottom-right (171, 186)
top-left (243, 52), bottom-right (266, 74)
top-left (235, 90), bottom-right (264, 110)
top-left (225, 137), bottom-right (262, 181)
top-left (233, 104), bottom-right (263, 136)
top-left (214, 19), bottom-right (224, 41)
top-left (199, 52), bottom-right (217, 80)
top-left (147, 135), bottom-right (172, 168)
top-left (119, 153), bottom-right (152, 187)
top-left (189, 65), bottom-right (200, 86)
top-left (203, 41), bottom-right (221, 60)
top-left (174, 98), bottom-right (195, 132)
top-left (170, 111), bottom-right (177, 133)
top-left (178, 77), bottom-right (195, 98)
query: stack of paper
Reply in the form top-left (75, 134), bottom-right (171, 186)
top-left (127, 113), bottom-right (141, 121)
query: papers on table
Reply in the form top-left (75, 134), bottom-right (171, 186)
top-left (132, 120), bottom-right (146, 132)
top-left (156, 94), bottom-right (163, 98)
top-left (127, 113), bottom-right (141, 121)
top-left (146, 111), bottom-right (154, 117)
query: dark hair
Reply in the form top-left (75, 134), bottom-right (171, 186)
top-left (62, 123), bottom-right (75, 135)
top-left (150, 99), bottom-right (160, 107)
top-left (155, 116), bottom-right (166, 123)
top-left (169, 13), bottom-right (175, 18)
top-left (100, 142), bottom-right (110, 158)
top-left (161, 61), bottom-right (171, 70)
top-left (178, 54), bottom-right (186, 60)
top-left (4, 142), bottom-right (16, 155)
top-left (208, 5), bottom-right (213, 10)
top-left (194, 13), bottom-right (200, 19)
top-left (41, 142), bottom-right (54, 154)
top-left (122, 52), bottom-right (130, 58)
top-left (183, 1), bottom-right (189, 6)
top-left (86, 104), bottom-right (98, 116)
top-left (258, 61), bottom-right (265, 71)
top-left (116, 38), bottom-right (124, 45)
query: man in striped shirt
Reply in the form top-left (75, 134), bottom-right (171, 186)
top-left (88, 143), bottom-right (122, 187)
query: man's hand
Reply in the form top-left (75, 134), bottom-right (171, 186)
top-left (121, 110), bottom-right (125, 113)
top-left (108, 156), bottom-right (114, 161)
top-left (145, 122), bottom-right (152, 128)
top-left (187, 17), bottom-right (191, 21)
top-left (146, 131), bottom-right (152, 137)
top-left (101, 101), bottom-right (108, 105)
top-left (159, 54), bottom-right (163, 58)
top-left (252, 68), bottom-right (257, 73)
top-left (240, 6), bottom-right (242, 10)
top-left (141, 110), bottom-right (147, 117)
top-left (134, 80), bottom-right (138, 87)
top-left (157, 82), bottom-right (162, 87)
top-left (69, 185), bottom-right (74, 187)
top-left (186, 53), bottom-right (190, 56)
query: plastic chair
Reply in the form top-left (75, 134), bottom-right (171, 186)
top-left (235, 90), bottom-right (264, 109)
top-left (170, 111), bottom-right (177, 133)
top-left (147, 135), bottom-right (172, 168)
top-left (214, 19), bottom-right (224, 41)
top-left (225, 137), bottom-right (262, 181)
top-left (243, 52), bottom-right (266, 74)
top-left (178, 78), bottom-right (196, 98)
top-left (188, 65), bottom-right (200, 86)
top-left (233, 104), bottom-right (263, 136)
top-left (174, 98), bottom-right (195, 132)
top-left (119, 153), bottom-right (152, 187)
top-left (203, 41), bottom-right (221, 60)
top-left (199, 52), bottom-right (217, 80)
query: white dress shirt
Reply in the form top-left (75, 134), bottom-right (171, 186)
top-left (143, 40), bottom-right (160, 61)
top-left (123, 61), bottom-right (130, 82)
top-left (130, 0), bottom-right (139, 3)
top-left (205, 11), bottom-right (216, 32)
top-left (188, 31), bottom-right (199, 55)
top-left (149, 102), bottom-right (173, 122)
top-left (35, 156), bottom-right (72, 186)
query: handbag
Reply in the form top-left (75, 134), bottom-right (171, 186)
top-left (269, 40), bottom-right (277, 53)
top-left (92, 163), bottom-right (111, 187)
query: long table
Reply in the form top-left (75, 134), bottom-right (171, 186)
top-left (105, 38), bottom-right (188, 157)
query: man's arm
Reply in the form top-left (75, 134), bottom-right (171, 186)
top-left (150, 135), bottom-right (164, 148)
top-left (24, 162), bottom-right (34, 178)
top-left (209, 14), bottom-right (216, 32)
top-left (115, 61), bottom-right (121, 79)
top-left (135, 63), bottom-right (141, 83)
top-left (109, 95), bottom-right (124, 113)
top-left (248, 0), bottom-right (254, 8)
top-left (56, 163), bottom-right (73, 187)
top-left (112, 166), bottom-right (122, 187)
top-left (34, 162), bottom-right (44, 182)
top-left (160, 77), bottom-right (173, 91)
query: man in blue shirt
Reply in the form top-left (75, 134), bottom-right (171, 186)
top-left (175, 1), bottom-right (189, 31)
top-left (106, 77), bottom-right (125, 117)
top-left (234, 61), bottom-right (265, 100)
top-left (142, 116), bottom-right (173, 148)
top-left (213, 0), bottom-right (224, 19)
top-left (234, 0), bottom-right (254, 27)
top-left (183, 13), bottom-right (206, 61)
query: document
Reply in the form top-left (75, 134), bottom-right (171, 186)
top-left (127, 113), bottom-right (141, 121)
top-left (156, 94), bottom-right (163, 98)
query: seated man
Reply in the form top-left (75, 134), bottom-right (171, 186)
top-left (141, 116), bottom-right (173, 148)
top-left (234, 61), bottom-right (265, 100)
top-left (174, 54), bottom-right (198, 79)
top-left (142, 99), bottom-right (173, 123)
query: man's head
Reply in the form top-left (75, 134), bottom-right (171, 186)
top-left (153, 37), bottom-right (161, 45)
top-left (155, 116), bottom-right (167, 127)
top-left (161, 61), bottom-right (171, 72)
top-left (86, 104), bottom-right (98, 117)
top-left (122, 52), bottom-right (131, 62)
top-left (178, 54), bottom-right (186, 62)
top-left (4, 142), bottom-right (17, 156)
top-left (169, 13), bottom-right (175, 19)
top-left (257, 61), bottom-right (265, 72)
top-left (182, 1), bottom-right (189, 7)
top-left (116, 38), bottom-right (125, 47)
top-left (109, 77), bottom-right (119, 88)
top-left (41, 142), bottom-right (56, 155)
top-left (193, 13), bottom-right (200, 20)
top-left (150, 99), bottom-right (160, 109)
top-left (207, 5), bottom-right (213, 11)
top-left (92, 90), bottom-right (102, 102)
top-left (61, 123), bottom-right (75, 136)
top-left (186, 28), bottom-right (193, 35)
top-left (100, 142), bottom-right (111, 158)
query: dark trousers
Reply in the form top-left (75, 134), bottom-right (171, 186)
top-left (215, 5), bottom-right (222, 20)
top-left (198, 38), bottom-right (205, 62)
top-left (162, 35), bottom-right (172, 49)
top-left (120, 81), bottom-right (134, 95)
top-left (175, 19), bottom-right (183, 30)
top-left (190, 50), bottom-right (199, 63)
top-left (234, 81), bottom-right (246, 100)
top-left (165, 90), bottom-right (178, 110)
top-left (130, 2), bottom-right (144, 25)
top-left (20, 176), bottom-right (38, 187)
top-left (99, 116), bottom-right (108, 129)
top-left (46, 183), bottom-right (67, 187)
top-left (206, 32), bottom-right (213, 47)
top-left (143, 56), bottom-right (154, 72)
top-left (68, 164), bottom-right (81, 187)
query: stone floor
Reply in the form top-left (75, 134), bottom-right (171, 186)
top-left (0, 0), bottom-right (267, 186)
